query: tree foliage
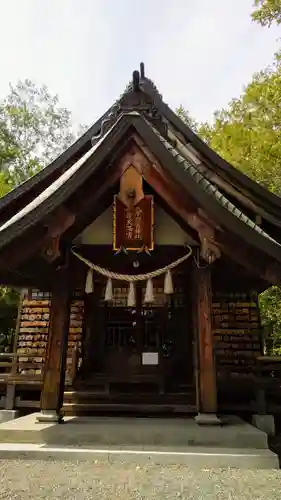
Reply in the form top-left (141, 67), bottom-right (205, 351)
top-left (0, 80), bottom-right (85, 350)
top-left (177, 48), bottom-right (281, 352)
top-left (176, 106), bottom-right (199, 132)
top-left (259, 287), bottom-right (281, 354)
top-left (198, 52), bottom-right (281, 195)
top-left (0, 288), bottom-right (19, 353)
top-left (252, 0), bottom-right (281, 27)
top-left (0, 79), bottom-right (84, 187)
top-left (0, 120), bottom-right (19, 196)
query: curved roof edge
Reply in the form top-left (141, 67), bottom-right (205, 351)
top-left (1, 65), bottom-right (281, 225)
top-left (149, 87), bottom-right (281, 215)
top-left (1, 113), bottom-right (281, 272)
top-left (0, 108), bottom-right (110, 213)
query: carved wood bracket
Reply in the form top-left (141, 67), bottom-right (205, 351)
top-left (42, 206), bottom-right (76, 262)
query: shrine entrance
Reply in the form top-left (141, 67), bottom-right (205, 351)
top-left (71, 164), bottom-right (197, 407)
top-left (77, 273), bottom-right (195, 403)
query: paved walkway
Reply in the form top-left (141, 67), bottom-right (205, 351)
top-left (0, 458), bottom-right (280, 499)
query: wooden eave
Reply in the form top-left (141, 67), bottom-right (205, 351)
top-left (0, 117), bottom-right (133, 250)
top-left (140, 79), bottom-right (281, 221)
top-left (2, 71), bottom-right (281, 232)
top-left (0, 111), bottom-right (281, 283)
top-left (128, 116), bottom-right (281, 264)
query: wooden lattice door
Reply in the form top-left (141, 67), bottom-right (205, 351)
top-left (81, 273), bottom-right (193, 392)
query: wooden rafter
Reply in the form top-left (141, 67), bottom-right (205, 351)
top-left (131, 136), bottom-right (221, 263)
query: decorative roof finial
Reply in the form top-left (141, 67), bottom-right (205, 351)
top-left (132, 70), bottom-right (140, 91)
top-left (140, 62), bottom-right (145, 79)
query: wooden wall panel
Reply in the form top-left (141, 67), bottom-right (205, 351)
top-left (17, 288), bottom-right (263, 378)
top-left (17, 289), bottom-right (84, 377)
top-left (212, 292), bottom-right (263, 368)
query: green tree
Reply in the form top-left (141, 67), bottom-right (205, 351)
top-left (252, 0), bottom-right (281, 27)
top-left (0, 119), bottom-right (19, 195)
top-left (197, 52), bottom-right (281, 195)
top-left (259, 287), bottom-right (281, 354)
top-left (177, 44), bottom-right (281, 353)
top-left (0, 79), bottom-right (85, 187)
top-left (0, 288), bottom-right (19, 353)
top-left (0, 80), bottom-right (86, 351)
top-left (176, 106), bottom-right (199, 132)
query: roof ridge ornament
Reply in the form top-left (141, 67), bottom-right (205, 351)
top-left (91, 64), bottom-right (166, 144)
top-left (140, 62), bottom-right (145, 79)
top-left (132, 70), bottom-right (140, 91)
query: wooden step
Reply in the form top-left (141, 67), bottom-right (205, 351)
top-left (63, 402), bottom-right (196, 415)
top-left (63, 387), bottom-right (196, 415)
top-left (64, 391), bottom-right (195, 405)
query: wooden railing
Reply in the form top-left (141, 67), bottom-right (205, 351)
top-left (0, 346), bottom-right (80, 411)
top-left (217, 356), bottom-right (281, 414)
top-left (254, 356), bottom-right (281, 415)
top-left (0, 353), bottom-right (43, 381)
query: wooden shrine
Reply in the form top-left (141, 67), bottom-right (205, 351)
top-left (0, 64), bottom-right (281, 422)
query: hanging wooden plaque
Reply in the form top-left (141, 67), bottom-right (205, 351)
top-left (113, 195), bottom-right (154, 251)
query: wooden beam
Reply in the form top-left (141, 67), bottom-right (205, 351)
top-left (38, 270), bottom-right (71, 422)
top-left (130, 138), bottom-right (221, 262)
top-left (193, 262), bottom-right (217, 414)
top-left (215, 231), bottom-right (281, 286)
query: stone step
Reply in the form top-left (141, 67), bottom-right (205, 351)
top-left (0, 413), bottom-right (270, 450)
top-left (0, 443), bottom-right (278, 469)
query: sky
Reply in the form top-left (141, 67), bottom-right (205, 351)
top-left (0, 0), bottom-right (280, 128)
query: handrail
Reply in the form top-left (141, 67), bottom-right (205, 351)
top-left (0, 350), bottom-right (79, 384)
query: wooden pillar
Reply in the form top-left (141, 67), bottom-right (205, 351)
top-left (193, 262), bottom-right (219, 423)
top-left (37, 271), bottom-right (71, 423)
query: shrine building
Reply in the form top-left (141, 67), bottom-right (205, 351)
top-left (1, 64), bottom-right (281, 424)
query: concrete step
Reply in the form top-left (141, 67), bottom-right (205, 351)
top-left (0, 414), bottom-right (270, 450)
top-left (0, 442), bottom-right (278, 469)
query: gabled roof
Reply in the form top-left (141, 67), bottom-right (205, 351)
top-left (2, 63), bottom-right (281, 231)
top-left (139, 77), bottom-right (281, 219)
top-left (0, 109), bottom-right (281, 267)
top-left (0, 64), bottom-right (281, 286)
top-left (0, 109), bottom-right (109, 215)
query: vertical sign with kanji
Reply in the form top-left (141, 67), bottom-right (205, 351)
top-left (113, 195), bottom-right (154, 251)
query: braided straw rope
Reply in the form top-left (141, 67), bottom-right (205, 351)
top-left (72, 246), bottom-right (192, 282)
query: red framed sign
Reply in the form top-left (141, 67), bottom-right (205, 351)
top-left (113, 195), bottom-right (154, 251)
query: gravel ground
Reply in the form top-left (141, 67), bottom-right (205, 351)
top-left (0, 459), bottom-right (280, 499)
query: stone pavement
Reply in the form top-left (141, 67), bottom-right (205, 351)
top-left (0, 458), bottom-right (280, 499)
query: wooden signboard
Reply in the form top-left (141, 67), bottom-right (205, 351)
top-left (113, 195), bottom-right (154, 251)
